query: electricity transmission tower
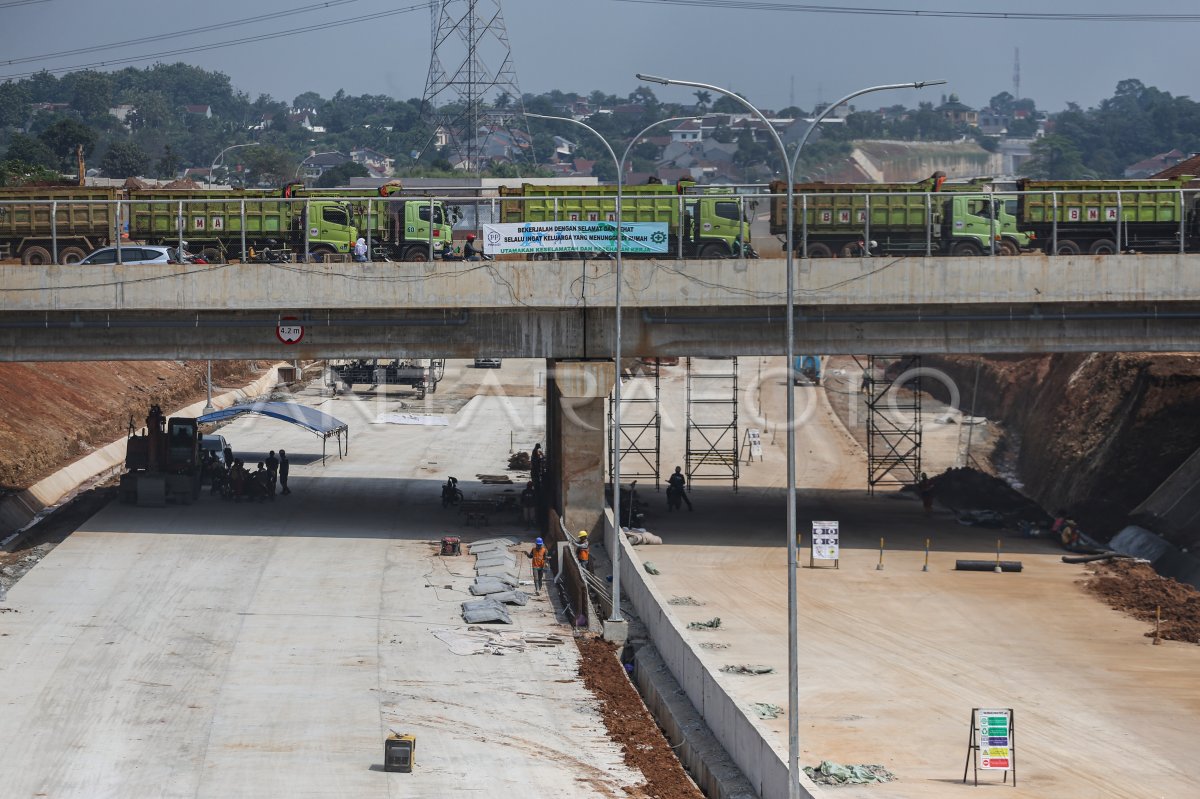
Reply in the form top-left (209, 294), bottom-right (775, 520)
top-left (421, 0), bottom-right (530, 172)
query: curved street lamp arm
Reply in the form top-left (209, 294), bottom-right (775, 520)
top-left (636, 74), bottom-right (789, 182)
top-left (620, 116), bottom-right (697, 176)
top-left (788, 80), bottom-right (946, 177)
top-left (525, 112), bottom-right (619, 177)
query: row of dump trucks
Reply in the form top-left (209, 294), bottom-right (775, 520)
top-left (5, 174), bottom-right (1198, 264)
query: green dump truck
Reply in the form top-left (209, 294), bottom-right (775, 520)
top-left (769, 174), bottom-right (1034, 257)
top-left (1013, 177), bottom-right (1200, 255)
top-left (280, 183), bottom-right (453, 261)
top-left (0, 186), bottom-right (122, 264)
top-left (498, 181), bottom-right (754, 258)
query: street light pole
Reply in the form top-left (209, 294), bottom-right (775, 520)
top-left (525, 112), bottom-right (626, 624)
top-left (209, 142), bottom-right (260, 187)
top-left (638, 73), bottom-right (944, 798)
top-left (203, 360), bottom-right (214, 413)
top-left (526, 112), bottom-right (702, 626)
top-left (787, 81), bottom-right (945, 255)
top-left (636, 71), bottom-right (802, 797)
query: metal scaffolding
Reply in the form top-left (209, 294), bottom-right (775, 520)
top-left (861, 355), bottom-right (923, 495)
top-left (685, 357), bottom-right (740, 491)
top-left (608, 360), bottom-right (662, 489)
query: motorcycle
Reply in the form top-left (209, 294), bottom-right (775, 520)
top-left (441, 476), bottom-right (463, 508)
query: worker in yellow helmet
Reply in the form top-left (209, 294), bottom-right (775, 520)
top-left (577, 530), bottom-right (591, 571)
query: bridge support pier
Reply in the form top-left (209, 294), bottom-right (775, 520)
top-left (547, 360), bottom-right (615, 540)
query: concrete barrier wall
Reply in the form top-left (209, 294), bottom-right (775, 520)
top-left (1, 364), bottom-right (284, 548)
top-left (6, 254), bottom-right (1200, 312)
top-left (609, 511), bottom-right (818, 799)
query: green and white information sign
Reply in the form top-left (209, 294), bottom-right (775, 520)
top-left (978, 708), bottom-right (1012, 770)
top-left (482, 221), bottom-right (669, 255)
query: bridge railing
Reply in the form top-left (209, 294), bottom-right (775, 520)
top-left (4, 185), bottom-right (1200, 264)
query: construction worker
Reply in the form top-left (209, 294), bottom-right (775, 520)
top-left (527, 537), bottom-right (548, 594)
top-left (665, 465), bottom-right (692, 511)
top-left (520, 480), bottom-right (537, 527)
top-left (918, 472), bottom-right (934, 516)
top-left (577, 530), bottom-right (591, 572)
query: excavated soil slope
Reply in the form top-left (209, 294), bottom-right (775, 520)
top-left (922, 354), bottom-right (1200, 544)
top-left (0, 360), bottom-right (257, 492)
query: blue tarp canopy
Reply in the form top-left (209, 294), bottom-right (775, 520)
top-left (197, 401), bottom-right (349, 461)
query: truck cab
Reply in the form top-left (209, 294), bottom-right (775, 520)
top-left (947, 195), bottom-right (1033, 255)
top-left (686, 192), bottom-right (754, 257)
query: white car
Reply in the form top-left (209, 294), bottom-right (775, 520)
top-left (474, 358), bottom-right (502, 368)
top-left (79, 245), bottom-right (178, 265)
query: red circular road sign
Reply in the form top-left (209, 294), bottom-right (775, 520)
top-left (276, 316), bottom-right (304, 345)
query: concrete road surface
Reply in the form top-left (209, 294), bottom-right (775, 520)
top-left (0, 361), bottom-right (647, 798)
top-left (626, 356), bottom-right (1200, 798)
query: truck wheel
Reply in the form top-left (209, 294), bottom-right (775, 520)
top-left (1053, 239), bottom-right (1082, 256)
top-left (699, 242), bottom-right (728, 259)
top-left (21, 245), bottom-right (52, 265)
top-left (804, 242), bottom-right (833, 258)
top-left (951, 241), bottom-right (983, 257)
top-left (58, 246), bottom-right (87, 264)
top-left (404, 247), bottom-right (430, 262)
top-left (310, 245), bottom-right (337, 262)
top-left (997, 240), bottom-right (1019, 257)
top-left (1089, 239), bottom-right (1117, 255)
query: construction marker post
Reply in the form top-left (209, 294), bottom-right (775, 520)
top-left (922, 537), bottom-right (931, 572)
top-left (809, 520), bottom-right (839, 569)
top-left (963, 708), bottom-right (1015, 786)
top-left (876, 537), bottom-right (885, 571)
top-left (1154, 605), bottom-right (1161, 645)
top-left (994, 538), bottom-right (1003, 573)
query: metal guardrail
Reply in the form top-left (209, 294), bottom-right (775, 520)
top-left (4, 186), bottom-right (1200, 264)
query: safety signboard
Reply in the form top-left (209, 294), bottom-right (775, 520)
top-left (811, 521), bottom-right (839, 560)
top-left (978, 708), bottom-right (1012, 770)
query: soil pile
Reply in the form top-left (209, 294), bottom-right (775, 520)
top-left (922, 354), bottom-right (1200, 545)
top-left (1084, 560), bottom-right (1200, 644)
top-left (0, 360), bottom-right (257, 492)
top-left (928, 467), bottom-right (1051, 524)
top-left (575, 636), bottom-right (703, 799)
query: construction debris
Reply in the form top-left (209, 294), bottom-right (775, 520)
top-left (688, 617), bottom-right (722, 630)
top-left (477, 473), bottom-right (513, 484)
top-left (643, 561), bottom-right (661, 575)
top-left (698, 642), bottom-right (729, 650)
top-left (625, 531), bottom-right (663, 545)
top-left (508, 451), bottom-right (531, 470)
top-left (720, 664), bottom-right (775, 675)
top-left (668, 596), bottom-right (704, 606)
top-left (803, 761), bottom-right (896, 786)
top-left (433, 627), bottom-right (564, 655)
top-left (750, 702), bottom-right (783, 719)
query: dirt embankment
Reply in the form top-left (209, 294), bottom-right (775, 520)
top-left (0, 360), bottom-right (258, 492)
top-left (575, 636), bottom-right (704, 799)
top-left (922, 354), bottom-right (1200, 542)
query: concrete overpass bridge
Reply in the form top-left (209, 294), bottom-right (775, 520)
top-left (3, 254), bottom-right (1200, 362)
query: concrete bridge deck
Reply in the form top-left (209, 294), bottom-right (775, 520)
top-left (3, 255), bottom-right (1200, 360)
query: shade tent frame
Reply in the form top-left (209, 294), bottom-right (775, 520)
top-left (197, 401), bottom-right (349, 463)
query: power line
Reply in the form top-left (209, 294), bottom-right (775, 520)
top-left (0, 2), bottom-right (433, 81)
top-left (0, 0), bottom-right (51, 9)
top-left (608, 0), bottom-right (1200, 22)
top-left (0, 0), bottom-right (365, 68)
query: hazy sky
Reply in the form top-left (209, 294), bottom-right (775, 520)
top-left (3, 0), bottom-right (1198, 114)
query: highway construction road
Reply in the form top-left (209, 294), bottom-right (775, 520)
top-left (0, 361), bottom-right (650, 798)
top-left (3, 356), bottom-right (1198, 798)
top-left (633, 356), bottom-right (1200, 798)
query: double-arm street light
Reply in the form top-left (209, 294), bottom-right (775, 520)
top-left (524, 112), bottom-right (697, 627)
top-left (636, 71), bottom-right (941, 799)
